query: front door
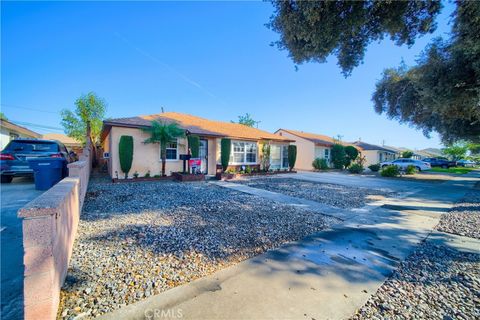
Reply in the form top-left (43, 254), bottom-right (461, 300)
top-left (199, 139), bottom-right (208, 174)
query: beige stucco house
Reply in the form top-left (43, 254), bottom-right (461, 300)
top-left (352, 141), bottom-right (397, 167)
top-left (274, 129), bottom-right (358, 171)
top-left (102, 112), bottom-right (293, 178)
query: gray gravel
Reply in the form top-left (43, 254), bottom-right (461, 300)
top-left (231, 177), bottom-right (394, 209)
top-left (436, 189), bottom-right (480, 239)
top-left (351, 242), bottom-right (480, 320)
top-left (60, 179), bottom-right (338, 319)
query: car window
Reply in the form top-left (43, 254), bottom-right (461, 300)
top-left (5, 141), bottom-right (59, 152)
top-left (393, 160), bottom-right (401, 163)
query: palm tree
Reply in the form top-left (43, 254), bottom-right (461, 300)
top-left (143, 120), bottom-right (185, 176)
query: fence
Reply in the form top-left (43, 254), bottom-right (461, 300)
top-left (17, 146), bottom-right (92, 319)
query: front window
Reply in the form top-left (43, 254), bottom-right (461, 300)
top-left (230, 141), bottom-right (257, 164)
top-left (324, 149), bottom-right (330, 160)
top-left (270, 144), bottom-right (289, 170)
top-left (164, 141), bottom-right (178, 160)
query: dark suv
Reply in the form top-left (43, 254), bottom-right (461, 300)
top-left (422, 157), bottom-right (457, 169)
top-left (0, 139), bottom-right (74, 183)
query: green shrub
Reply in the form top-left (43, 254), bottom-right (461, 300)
top-left (348, 163), bottom-right (364, 174)
top-left (402, 151), bottom-right (414, 158)
top-left (246, 166), bottom-right (252, 174)
top-left (381, 165), bottom-right (400, 177)
top-left (288, 145), bottom-right (297, 170)
top-left (119, 135), bottom-right (133, 179)
top-left (312, 158), bottom-right (329, 170)
top-left (188, 135), bottom-right (200, 158)
top-left (368, 164), bottom-right (381, 172)
top-left (144, 170), bottom-right (151, 178)
top-left (344, 146), bottom-right (359, 167)
top-left (133, 171), bottom-right (139, 178)
top-left (331, 144), bottom-right (346, 169)
top-left (221, 139), bottom-right (231, 171)
top-left (405, 165), bottom-right (417, 175)
top-left (153, 174), bottom-right (161, 178)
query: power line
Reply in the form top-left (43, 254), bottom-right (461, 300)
top-left (10, 120), bottom-right (64, 131)
top-left (1, 104), bottom-right (60, 114)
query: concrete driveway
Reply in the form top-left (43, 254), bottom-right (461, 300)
top-left (1, 177), bottom-right (44, 320)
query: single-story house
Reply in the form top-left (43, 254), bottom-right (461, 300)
top-left (384, 145), bottom-right (423, 160)
top-left (352, 141), bottom-right (397, 167)
top-left (0, 119), bottom-right (41, 150)
top-left (274, 129), bottom-right (358, 171)
top-left (42, 133), bottom-right (83, 155)
top-left (102, 112), bottom-right (294, 178)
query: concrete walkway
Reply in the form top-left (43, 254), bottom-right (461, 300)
top-left (101, 172), bottom-right (479, 320)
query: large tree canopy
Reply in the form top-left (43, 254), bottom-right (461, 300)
top-left (268, 0), bottom-right (441, 76)
top-left (268, 0), bottom-right (479, 144)
top-left (373, 1), bottom-right (480, 143)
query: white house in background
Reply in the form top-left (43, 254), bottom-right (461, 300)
top-left (0, 119), bottom-right (41, 150)
top-left (352, 141), bottom-right (397, 167)
top-left (274, 129), bottom-right (358, 171)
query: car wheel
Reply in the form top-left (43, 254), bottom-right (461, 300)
top-left (1, 175), bottom-right (13, 183)
top-left (441, 165), bottom-right (448, 169)
top-left (416, 166), bottom-right (421, 172)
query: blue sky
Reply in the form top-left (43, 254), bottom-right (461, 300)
top-left (2, 1), bottom-right (455, 149)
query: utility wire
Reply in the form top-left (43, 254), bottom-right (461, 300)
top-left (10, 120), bottom-right (64, 131)
top-left (1, 104), bottom-right (60, 114)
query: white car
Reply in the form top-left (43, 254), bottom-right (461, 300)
top-left (456, 159), bottom-right (476, 167)
top-left (380, 158), bottom-right (432, 171)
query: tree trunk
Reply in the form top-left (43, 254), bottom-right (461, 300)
top-left (161, 145), bottom-right (166, 176)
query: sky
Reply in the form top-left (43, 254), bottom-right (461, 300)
top-left (1, 1), bottom-right (456, 149)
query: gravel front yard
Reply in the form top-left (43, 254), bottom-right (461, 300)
top-left (60, 179), bottom-right (338, 319)
top-left (351, 242), bottom-right (480, 319)
top-left (231, 177), bottom-right (394, 209)
top-left (436, 188), bottom-right (480, 239)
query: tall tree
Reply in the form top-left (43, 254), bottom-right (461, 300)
top-left (442, 143), bottom-right (468, 161)
top-left (232, 113), bottom-right (259, 127)
top-left (373, 1), bottom-right (480, 143)
top-left (143, 120), bottom-right (185, 176)
top-left (268, 0), bottom-right (441, 76)
top-left (0, 112), bottom-right (8, 121)
top-left (268, 1), bottom-right (479, 144)
top-left (61, 92), bottom-right (106, 146)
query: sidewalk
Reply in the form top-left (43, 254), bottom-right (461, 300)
top-left (100, 172), bottom-right (479, 320)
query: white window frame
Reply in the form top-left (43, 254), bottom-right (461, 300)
top-left (324, 148), bottom-right (330, 160)
top-left (160, 140), bottom-right (179, 162)
top-left (271, 144), bottom-right (289, 170)
top-left (229, 141), bottom-right (258, 165)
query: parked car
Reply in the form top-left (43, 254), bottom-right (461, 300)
top-left (380, 158), bottom-right (431, 171)
top-left (0, 139), bottom-right (74, 183)
top-left (456, 159), bottom-right (476, 167)
top-left (422, 157), bottom-right (457, 169)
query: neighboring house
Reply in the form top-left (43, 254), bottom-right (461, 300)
top-left (352, 141), bottom-right (397, 167)
top-left (102, 112), bottom-right (293, 178)
top-left (384, 145), bottom-right (422, 160)
top-left (274, 129), bottom-right (357, 170)
top-left (42, 133), bottom-right (83, 155)
top-left (0, 119), bottom-right (41, 150)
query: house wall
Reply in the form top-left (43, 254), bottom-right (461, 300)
top-left (275, 130), bottom-right (315, 171)
top-left (0, 126), bottom-right (38, 150)
top-left (109, 126), bottom-right (186, 178)
top-left (362, 150), bottom-right (380, 167)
